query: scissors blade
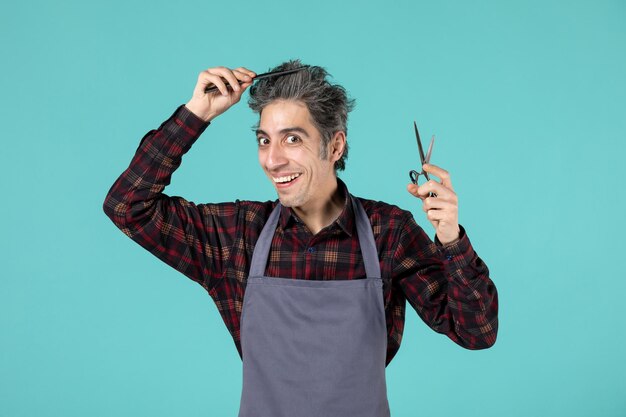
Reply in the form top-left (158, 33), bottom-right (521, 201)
top-left (424, 135), bottom-right (435, 164)
top-left (413, 121), bottom-right (426, 165)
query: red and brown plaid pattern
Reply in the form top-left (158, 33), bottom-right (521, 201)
top-left (103, 105), bottom-right (498, 365)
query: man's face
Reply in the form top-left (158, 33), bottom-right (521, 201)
top-left (256, 99), bottom-right (341, 211)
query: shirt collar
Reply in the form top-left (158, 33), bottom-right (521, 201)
top-left (278, 177), bottom-right (355, 237)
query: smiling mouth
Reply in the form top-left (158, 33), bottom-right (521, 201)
top-left (273, 173), bottom-right (302, 184)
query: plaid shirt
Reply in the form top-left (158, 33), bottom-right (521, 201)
top-left (103, 105), bottom-right (498, 365)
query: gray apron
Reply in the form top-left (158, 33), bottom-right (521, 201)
top-left (237, 194), bottom-right (391, 417)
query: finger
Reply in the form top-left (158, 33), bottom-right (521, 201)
top-left (238, 81), bottom-right (253, 93)
top-left (426, 208), bottom-right (451, 222)
top-left (232, 72), bottom-right (255, 94)
top-left (202, 72), bottom-right (230, 96)
top-left (407, 183), bottom-right (426, 200)
top-left (424, 200), bottom-right (459, 230)
top-left (423, 163), bottom-right (454, 190)
top-left (235, 67), bottom-right (257, 78)
top-left (196, 71), bottom-right (219, 95)
top-left (417, 180), bottom-right (457, 200)
top-left (233, 69), bottom-right (254, 84)
top-left (422, 196), bottom-right (456, 212)
top-left (198, 71), bottom-right (228, 95)
top-left (208, 66), bottom-right (242, 92)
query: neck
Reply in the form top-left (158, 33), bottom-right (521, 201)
top-left (292, 178), bottom-right (345, 235)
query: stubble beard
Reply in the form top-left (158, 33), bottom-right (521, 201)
top-left (276, 186), bottom-right (308, 208)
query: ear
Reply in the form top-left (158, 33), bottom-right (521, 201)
top-left (329, 131), bottom-right (346, 163)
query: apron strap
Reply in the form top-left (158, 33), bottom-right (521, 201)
top-left (352, 194), bottom-right (382, 279)
top-left (249, 194), bottom-right (381, 278)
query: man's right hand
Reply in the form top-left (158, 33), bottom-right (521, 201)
top-left (185, 66), bottom-right (257, 122)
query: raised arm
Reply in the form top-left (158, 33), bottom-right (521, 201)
top-left (402, 163), bottom-right (498, 348)
top-left (394, 219), bottom-right (498, 349)
top-left (102, 66), bottom-right (257, 289)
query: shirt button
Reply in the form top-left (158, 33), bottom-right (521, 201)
top-left (307, 247), bottom-right (315, 253)
top-left (446, 254), bottom-right (453, 261)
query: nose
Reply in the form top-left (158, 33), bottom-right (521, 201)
top-left (264, 142), bottom-right (288, 170)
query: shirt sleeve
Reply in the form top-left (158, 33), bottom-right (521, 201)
top-left (102, 104), bottom-right (240, 291)
top-left (393, 216), bottom-right (498, 349)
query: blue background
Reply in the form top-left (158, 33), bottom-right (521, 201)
top-left (1, 0), bottom-right (625, 416)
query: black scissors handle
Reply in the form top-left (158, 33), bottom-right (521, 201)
top-left (409, 170), bottom-right (437, 198)
top-left (409, 169), bottom-right (431, 183)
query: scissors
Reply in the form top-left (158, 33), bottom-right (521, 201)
top-left (409, 121), bottom-right (437, 197)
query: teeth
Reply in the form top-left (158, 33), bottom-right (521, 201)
top-left (273, 173), bottom-right (301, 183)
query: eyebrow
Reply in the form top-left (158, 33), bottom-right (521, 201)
top-left (255, 127), bottom-right (310, 138)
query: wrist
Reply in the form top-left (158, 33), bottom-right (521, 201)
top-left (184, 102), bottom-right (217, 122)
top-left (437, 227), bottom-right (461, 246)
top-left (441, 236), bottom-right (460, 247)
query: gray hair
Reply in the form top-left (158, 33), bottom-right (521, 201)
top-left (248, 59), bottom-right (356, 172)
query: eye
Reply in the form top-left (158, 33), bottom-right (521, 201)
top-left (257, 137), bottom-right (269, 146)
top-left (286, 135), bottom-right (300, 144)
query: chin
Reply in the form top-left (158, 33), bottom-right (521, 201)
top-left (276, 193), bottom-right (306, 208)
top-left (277, 196), bottom-right (295, 207)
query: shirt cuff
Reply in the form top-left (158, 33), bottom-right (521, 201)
top-left (156, 104), bottom-right (211, 152)
top-left (434, 225), bottom-right (473, 269)
top-left (178, 104), bottom-right (212, 132)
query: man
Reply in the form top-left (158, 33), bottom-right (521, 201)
top-left (103, 59), bottom-right (498, 417)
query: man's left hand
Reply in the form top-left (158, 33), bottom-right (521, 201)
top-left (407, 163), bottom-right (461, 245)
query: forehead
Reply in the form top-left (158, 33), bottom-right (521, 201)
top-left (259, 100), bottom-right (315, 133)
